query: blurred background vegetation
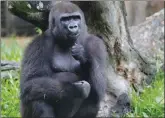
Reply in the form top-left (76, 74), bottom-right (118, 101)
top-left (1, 1), bottom-right (164, 117)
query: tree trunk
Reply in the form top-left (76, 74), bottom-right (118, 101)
top-left (7, 1), bottom-right (163, 117)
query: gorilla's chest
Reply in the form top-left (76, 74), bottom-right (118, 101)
top-left (52, 48), bottom-right (80, 73)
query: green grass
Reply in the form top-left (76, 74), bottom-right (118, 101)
top-left (1, 71), bottom-right (20, 117)
top-left (126, 71), bottom-right (164, 117)
top-left (1, 37), bottom-right (23, 117)
top-left (1, 38), bottom-right (164, 117)
top-left (1, 36), bottom-right (23, 61)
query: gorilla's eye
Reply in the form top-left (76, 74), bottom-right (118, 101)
top-left (72, 15), bottom-right (81, 20)
top-left (61, 15), bottom-right (81, 22)
top-left (61, 17), bottom-right (70, 22)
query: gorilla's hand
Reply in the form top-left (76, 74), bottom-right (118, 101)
top-left (71, 44), bottom-right (87, 63)
top-left (73, 81), bottom-right (91, 99)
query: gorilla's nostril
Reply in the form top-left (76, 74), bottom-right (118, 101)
top-left (73, 25), bottom-right (77, 28)
top-left (69, 26), bottom-right (73, 29)
top-left (68, 24), bottom-right (78, 34)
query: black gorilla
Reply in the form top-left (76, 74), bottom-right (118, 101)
top-left (20, 2), bottom-right (107, 118)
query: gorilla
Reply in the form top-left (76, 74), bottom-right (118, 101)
top-left (20, 2), bottom-right (107, 118)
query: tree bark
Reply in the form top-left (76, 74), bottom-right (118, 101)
top-left (7, 1), bottom-right (164, 117)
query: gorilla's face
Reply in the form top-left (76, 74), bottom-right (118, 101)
top-left (49, 2), bottom-right (87, 46)
top-left (52, 12), bottom-right (83, 43)
top-left (60, 12), bottom-right (81, 39)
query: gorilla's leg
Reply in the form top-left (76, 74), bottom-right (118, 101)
top-left (110, 93), bottom-right (131, 117)
top-left (38, 102), bottom-right (55, 118)
top-left (21, 72), bottom-right (91, 118)
top-left (21, 76), bottom-right (88, 105)
top-left (21, 101), bottom-right (55, 118)
top-left (53, 72), bottom-right (97, 118)
top-left (52, 73), bottom-right (91, 118)
top-left (73, 98), bottom-right (99, 118)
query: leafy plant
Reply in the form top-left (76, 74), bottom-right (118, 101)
top-left (126, 70), bottom-right (164, 117)
top-left (1, 37), bottom-right (23, 61)
top-left (35, 27), bottom-right (43, 34)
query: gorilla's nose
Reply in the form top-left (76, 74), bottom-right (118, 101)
top-left (68, 24), bottom-right (78, 34)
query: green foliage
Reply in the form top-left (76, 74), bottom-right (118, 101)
top-left (35, 27), bottom-right (43, 34)
top-left (1, 36), bottom-right (23, 61)
top-left (9, 1), bottom-right (38, 12)
top-left (126, 71), bottom-right (164, 117)
top-left (1, 71), bottom-right (20, 117)
top-left (1, 38), bottom-right (22, 117)
top-left (1, 37), bottom-right (164, 117)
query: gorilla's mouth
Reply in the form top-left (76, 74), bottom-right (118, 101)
top-left (68, 32), bottom-right (80, 38)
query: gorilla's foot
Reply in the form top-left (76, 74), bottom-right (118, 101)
top-left (110, 93), bottom-right (132, 117)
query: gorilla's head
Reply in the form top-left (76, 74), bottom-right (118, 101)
top-left (49, 2), bottom-right (87, 45)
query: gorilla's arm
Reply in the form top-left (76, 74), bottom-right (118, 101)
top-left (86, 36), bottom-right (107, 100)
top-left (71, 35), bottom-right (107, 100)
top-left (21, 77), bottom-right (89, 104)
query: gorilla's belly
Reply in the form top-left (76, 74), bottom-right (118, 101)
top-left (52, 72), bottom-right (80, 82)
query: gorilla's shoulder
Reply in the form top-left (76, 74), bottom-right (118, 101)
top-left (24, 32), bottom-right (53, 56)
top-left (87, 34), bottom-right (104, 43)
top-left (28, 31), bottom-right (52, 48)
top-left (85, 34), bottom-right (106, 51)
top-left (27, 35), bottom-right (44, 49)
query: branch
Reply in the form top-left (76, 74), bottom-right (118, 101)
top-left (1, 60), bottom-right (20, 79)
top-left (1, 60), bottom-right (20, 71)
top-left (8, 1), bottom-right (50, 30)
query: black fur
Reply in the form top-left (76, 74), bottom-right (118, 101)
top-left (20, 2), bottom-right (107, 118)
